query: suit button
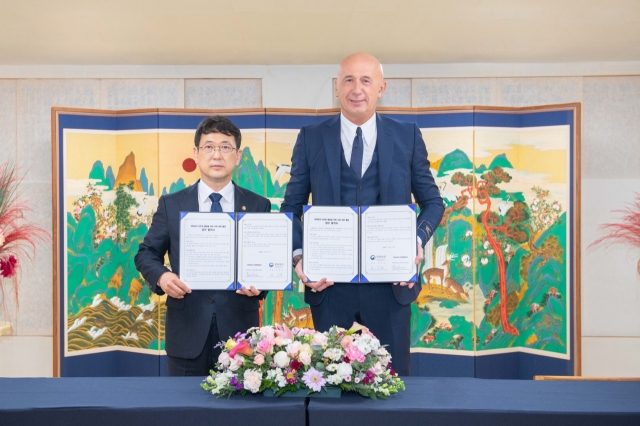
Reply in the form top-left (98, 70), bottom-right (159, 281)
top-left (208, 296), bottom-right (214, 303)
top-left (358, 187), bottom-right (362, 191)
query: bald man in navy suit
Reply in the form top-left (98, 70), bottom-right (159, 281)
top-left (280, 53), bottom-right (444, 376)
top-left (135, 116), bottom-right (270, 376)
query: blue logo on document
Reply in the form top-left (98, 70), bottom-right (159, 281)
top-left (370, 255), bottom-right (376, 260)
top-left (269, 262), bottom-right (274, 267)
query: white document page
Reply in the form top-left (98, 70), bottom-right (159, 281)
top-left (360, 205), bottom-right (417, 283)
top-left (237, 213), bottom-right (293, 290)
top-left (303, 206), bottom-right (359, 283)
top-left (179, 212), bottom-right (236, 290)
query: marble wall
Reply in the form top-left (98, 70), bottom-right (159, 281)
top-left (0, 73), bottom-right (638, 377)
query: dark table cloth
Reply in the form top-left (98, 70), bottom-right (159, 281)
top-left (2, 376), bottom-right (640, 426)
top-left (0, 377), bottom-right (306, 426)
top-left (308, 377), bottom-right (640, 426)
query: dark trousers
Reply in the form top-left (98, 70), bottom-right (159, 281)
top-left (166, 314), bottom-right (221, 376)
top-left (309, 283), bottom-right (412, 376)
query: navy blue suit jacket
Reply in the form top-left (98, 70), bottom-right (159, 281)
top-left (134, 181), bottom-right (271, 359)
top-left (280, 113), bottom-right (444, 306)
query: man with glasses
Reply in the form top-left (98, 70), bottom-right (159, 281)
top-left (135, 115), bottom-right (271, 376)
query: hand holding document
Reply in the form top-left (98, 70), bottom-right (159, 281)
top-left (302, 205), bottom-right (418, 283)
top-left (179, 212), bottom-right (236, 290)
top-left (179, 212), bottom-right (293, 291)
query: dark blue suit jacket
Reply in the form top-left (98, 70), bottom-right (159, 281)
top-left (280, 113), bottom-right (444, 306)
top-left (134, 181), bottom-right (271, 359)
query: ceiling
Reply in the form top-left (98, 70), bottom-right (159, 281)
top-left (1, 0), bottom-right (639, 65)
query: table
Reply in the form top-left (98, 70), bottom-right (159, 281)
top-left (308, 377), bottom-right (640, 426)
top-left (0, 377), bottom-right (306, 426)
top-left (2, 376), bottom-right (639, 426)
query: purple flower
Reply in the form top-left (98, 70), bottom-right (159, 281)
top-left (229, 376), bottom-right (243, 390)
top-left (302, 367), bottom-right (327, 392)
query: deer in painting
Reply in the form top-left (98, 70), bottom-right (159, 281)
top-left (422, 253), bottom-right (458, 289)
top-left (282, 305), bottom-right (313, 329)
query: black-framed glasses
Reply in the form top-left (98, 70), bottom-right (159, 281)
top-left (198, 144), bottom-right (237, 154)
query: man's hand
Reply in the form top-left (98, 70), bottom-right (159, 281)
top-left (393, 243), bottom-right (424, 289)
top-left (294, 258), bottom-right (334, 293)
top-left (236, 285), bottom-right (261, 297)
top-left (158, 272), bottom-right (191, 298)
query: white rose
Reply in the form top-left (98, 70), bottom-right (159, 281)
top-left (299, 351), bottom-right (312, 366)
top-left (274, 351), bottom-right (290, 368)
top-left (243, 369), bottom-right (263, 393)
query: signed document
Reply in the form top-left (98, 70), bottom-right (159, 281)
top-left (303, 206), bottom-right (359, 283)
top-left (360, 205), bottom-right (417, 283)
top-left (237, 213), bottom-right (293, 290)
top-left (179, 212), bottom-right (236, 290)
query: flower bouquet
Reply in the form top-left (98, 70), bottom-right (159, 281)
top-left (201, 323), bottom-right (405, 399)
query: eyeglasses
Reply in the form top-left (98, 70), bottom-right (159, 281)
top-left (198, 144), bottom-right (237, 154)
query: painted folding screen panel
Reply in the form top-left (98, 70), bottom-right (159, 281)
top-left (411, 106), bottom-right (580, 379)
top-left (52, 106), bottom-right (580, 378)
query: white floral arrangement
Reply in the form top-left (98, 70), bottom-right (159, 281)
top-left (201, 323), bottom-right (405, 399)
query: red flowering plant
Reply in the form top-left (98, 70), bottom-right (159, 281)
top-left (590, 192), bottom-right (640, 276)
top-left (0, 162), bottom-right (49, 335)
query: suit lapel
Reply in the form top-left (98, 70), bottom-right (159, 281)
top-left (322, 114), bottom-right (342, 205)
top-left (233, 182), bottom-right (246, 213)
top-left (180, 180), bottom-right (200, 212)
top-left (376, 114), bottom-right (395, 204)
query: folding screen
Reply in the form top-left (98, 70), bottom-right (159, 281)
top-left (52, 105), bottom-right (580, 378)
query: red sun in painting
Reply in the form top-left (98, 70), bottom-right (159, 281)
top-left (182, 158), bottom-right (197, 172)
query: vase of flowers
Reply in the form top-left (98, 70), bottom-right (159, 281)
top-left (201, 322), bottom-right (405, 399)
top-left (0, 162), bottom-right (49, 335)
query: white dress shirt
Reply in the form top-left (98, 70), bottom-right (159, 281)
top-left (198, 179), bottom-right (234, 213)
top-left (340, 112), bottom-right (377, 177)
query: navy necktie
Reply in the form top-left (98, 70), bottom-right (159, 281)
top-left (209, 193), bottom-right (223, 212)
top-left (350, 127), bottom-right (363, 179)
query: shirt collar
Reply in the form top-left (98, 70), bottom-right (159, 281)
top-left (198, 179), bottom-right (234, 205)
top-left (340, 113), bottom-right (377, 146)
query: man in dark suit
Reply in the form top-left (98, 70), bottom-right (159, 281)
top-left (135, 116), bottom-right (271, 376)
top-left (280, 53), bottom-right (444, 376)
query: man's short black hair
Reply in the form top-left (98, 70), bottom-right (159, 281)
top-left (194, 116), bottom-right (242, 149)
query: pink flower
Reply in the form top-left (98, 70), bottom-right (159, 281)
top-left (218, 352), bottom-right (231, 367)
top-left (254, 354), bottom-right (265, 366)
top-left (284, 368), bottom-right (298, 385)
top-left (345, 345), bottom-right (365, 363)
top-left (302, 367), bottom-right (326, 392)
top-left (229, 340), bottom-right (253, 357)
top-left (311, 333), bottom-right (328, 347)
top-left (0, 255), bottom-right (17, 278)
top-left (228, 355), bottom-right (244, 371)
top-left (286, 341), bottom-right (302, 357)
top-left (256, 339), bottom-right (273, 354)
top-left (340, 335), bottom-right (354, 348)
top-left (299, 351), bottom-right (312, 366)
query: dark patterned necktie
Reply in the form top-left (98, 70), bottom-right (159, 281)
top-left (209, 193), bottom-right (223, 212)
top-left (350, 126), bottom-right (363, 179)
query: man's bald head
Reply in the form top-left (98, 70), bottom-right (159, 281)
top-left (335, 52), bottom-right (386, 125)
